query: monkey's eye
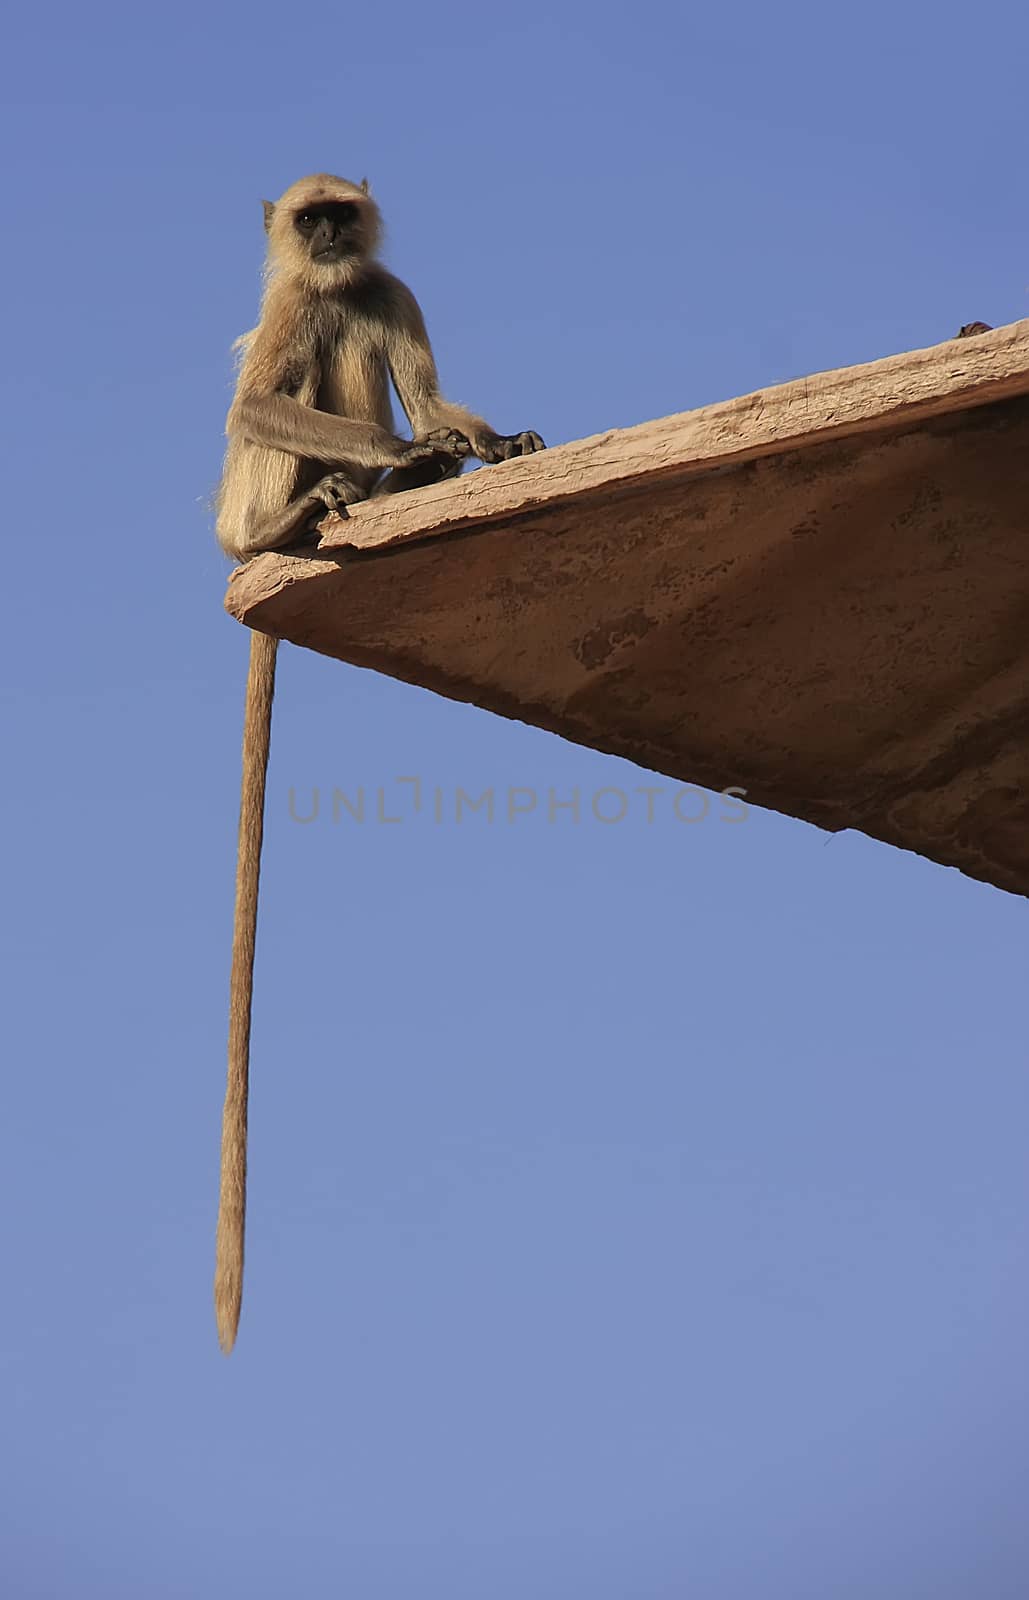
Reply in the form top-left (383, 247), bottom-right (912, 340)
top-left (296, 212), bottom-right (318, 230)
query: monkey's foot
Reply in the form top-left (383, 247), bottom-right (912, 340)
top-left (308, 470), bottom-right (364, 514)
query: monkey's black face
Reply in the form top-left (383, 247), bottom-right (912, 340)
top-left (294, 201), bottom-right (362, 263)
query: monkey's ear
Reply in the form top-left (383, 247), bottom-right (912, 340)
top-left (359, 177), bottom-right (370, 195)
top-left (262, 200), bottom-right (275, 233)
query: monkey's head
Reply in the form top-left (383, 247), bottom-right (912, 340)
top-left (263, 174), bottom-right (382, 290)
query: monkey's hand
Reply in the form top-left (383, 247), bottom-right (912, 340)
top-left (474, 430), bottom-right (546, 464)
top-left (399, 427), bottom-right (472, 465)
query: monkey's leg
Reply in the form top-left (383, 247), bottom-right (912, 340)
top-left (236, 472), bottom-right (367, 555)
top-left (373, 454), bottom-right (464, 496)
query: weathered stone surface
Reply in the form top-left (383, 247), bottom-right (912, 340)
top-left (226, 320), bottom-right (1029, 897)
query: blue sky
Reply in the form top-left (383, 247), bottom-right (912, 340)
top-left (2, 3), bottom-right (1028, 1595)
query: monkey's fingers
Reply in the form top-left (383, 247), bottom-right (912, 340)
top-left (401, 442), bottom-right (447, 464)
top-left (309, 471), bottom-right (365, 515)
top-left (478, 430), bottom-right (546, 463)
top-left (419, 428), bottom-right (472, 457)
top-left (403, 436), bottom-right (469, 465)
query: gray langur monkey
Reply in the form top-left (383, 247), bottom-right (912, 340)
top-left (214, 173), bottom-right (544, 1353)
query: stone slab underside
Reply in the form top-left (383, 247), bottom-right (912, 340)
top-left (226, 321), bottom-right (1029, 897)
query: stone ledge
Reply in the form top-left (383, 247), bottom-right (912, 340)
top-left (226, 319), bottom-right (1029, 897)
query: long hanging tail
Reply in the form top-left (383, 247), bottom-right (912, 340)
top-left (215, 629), bottom-right (278, 1354)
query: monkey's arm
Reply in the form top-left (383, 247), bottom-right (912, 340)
top-left (229, 390), bottom-right (444, 472)
top-left (383, 276), bottom-right (545, 463)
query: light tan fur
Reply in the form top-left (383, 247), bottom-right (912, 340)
top-left (215, 628), bottom-right (275, 1353)
top-left (214, 174), bottom-right (544, 1352)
